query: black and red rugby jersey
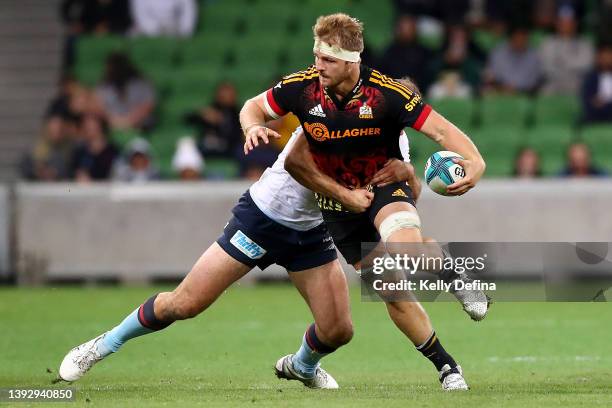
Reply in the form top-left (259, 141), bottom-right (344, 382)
top-left (265, 65), bottom-right (432, 192)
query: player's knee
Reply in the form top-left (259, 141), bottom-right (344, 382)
top-left (379, 211), bottom-right (422, 243)
top-left (165, 292), bottom-right (208, 320)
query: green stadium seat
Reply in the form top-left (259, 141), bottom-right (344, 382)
top-left (346, 1), bottom-right (393, 51)
top-left (524, 126), bottom-right (574, 175)
top-left (74, 36), bottom-right (127, 85)
top-left (430, 98), bottom-right (476, 130)
top-left (204, 158), bottom-right (240, 180)
top-left (472, 29), bottom-right (504, 52)
top-left (128, 37), bottom-right (181, 70)
top-left (533, 95), bottom-right (580, 127)
top-left (579, 124), bottom-right (612, 170)
top-left (181, 35), bottom-right (234, 66)
top-left (481, 154), bottom-right (513, 177)
top-left (199, 1), bottom-right (250, 36)
top-left (110, 129), bottom-right (145, 149)
top-left (476, 95), bottom-right (533, 129)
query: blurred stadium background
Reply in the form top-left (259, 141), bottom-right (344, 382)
top-left (0, 0), bottom-right (611, 282)
top-left (1, 1), bottom-right (611, 406)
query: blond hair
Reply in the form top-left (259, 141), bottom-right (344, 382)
top-left (313, 13), bottom-right (364, 53)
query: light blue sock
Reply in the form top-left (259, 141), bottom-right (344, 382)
top-left (291, 335), bottom-right (328, 378)
top-left (98, 309), bottom-right (153, 356)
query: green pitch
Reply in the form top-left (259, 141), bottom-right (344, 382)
top-left (1, 285), bottom-right (611, 407)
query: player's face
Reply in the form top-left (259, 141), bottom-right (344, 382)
top-left (314, 51), bottom-right (351, 88)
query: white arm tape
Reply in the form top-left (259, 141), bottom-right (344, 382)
top-left (379, 211), bottom-right (422, 242)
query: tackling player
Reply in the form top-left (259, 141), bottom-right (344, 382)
top-left (56, 130), bottom-right (416, 390)
top-left (241, 13), bottom-right (487, 391)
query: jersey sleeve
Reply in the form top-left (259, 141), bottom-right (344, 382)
top-left (386, 86), bottom-right (432, 131)
top-left (263, 67), bottom-right (315, 119)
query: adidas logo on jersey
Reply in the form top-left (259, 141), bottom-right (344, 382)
top-left (392, 189), bottom-right (408, 198)
top-left (309, 104), bottom-right (326, 117)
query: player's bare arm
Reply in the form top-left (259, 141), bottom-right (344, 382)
top-left (239, 92), bottom-right (281, 154)
top-left (419, 110), bottom-right (486, 196)
top-left (284, 131), bottom-right (373, 213)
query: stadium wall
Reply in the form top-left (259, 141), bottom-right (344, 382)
top-left (13, 180), bottom-right (612, 283)
top-left (0, 185), bottom-right (9, 278)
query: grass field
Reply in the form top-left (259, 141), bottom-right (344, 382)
top-left (1, 284), bottom-right (611, 407)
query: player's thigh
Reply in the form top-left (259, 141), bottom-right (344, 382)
top-left (173, 242), bottom-right (252, 309)
top-left (288, 260), bottom-right (352, 333)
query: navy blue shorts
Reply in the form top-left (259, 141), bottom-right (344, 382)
top-left (217, 191), bottom-right (338, 272)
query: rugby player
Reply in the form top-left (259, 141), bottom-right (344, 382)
top-left (56, 130), bottom-right (416, 390)
top-left (241, 14), bottom-right (488, 391)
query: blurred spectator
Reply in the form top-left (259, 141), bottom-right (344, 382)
top-left (392, 0), bottom-right (470, 23)
top-left (45, 74), bottom-right (99, 136)
top-left (379, 15), bottom-right (432, 89)
top-left (513, 147), bottom-right (542, 178)
top-left (485, 0), bottom-right (534, 32)
top-left (580, 43), bottom-right (612, 123)
top-left (71, 115), bottom-right (119, 182)
top-left (540, 6), bottom-right (594, 95)
top-left (130, 0), bottom-right (197, 37)
top-left (185, 81), bottom-right (242, 160)
top-left (172, 137), bottom-right (204, 180)
top-left (597, 0), bottom-right (612, 43)
top-left (21, 115), bottom-right (75, 181)
top-left (95, 52), bottom-right (156, 131)
top-left (484, 26), bottom-right (543, 94)
top-left (429, 24), bottom-right (486, 93)
top-left (428, 71), bottom-right (472, 99)
top-left (112, 138), bottom-right (160, 182)
top-left (559, 142), bottom-right (607, 177)
top-left (61, 0), bottom-right (131, 35)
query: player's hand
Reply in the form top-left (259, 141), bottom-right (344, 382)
top-left (370, 159), bottom-right (415, 187)
top-left (340, 188), bottom-right (374, 213)
top-left (243, 126), bottom-right (281, 155)
top-left (446, 157), bottom-right (486, 196)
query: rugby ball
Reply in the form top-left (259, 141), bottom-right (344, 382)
top-left (424, 151), bottom-right (465, 196)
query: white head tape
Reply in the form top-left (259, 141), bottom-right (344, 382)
top-left (313, 37), bottom-right (361, 63)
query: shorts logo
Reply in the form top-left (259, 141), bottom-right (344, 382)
top-left (230, 230), bottom-right (267, 259)
top-left (359, 103), bottom-right (373, 119)
top-left (392, 188), bottom-right (408, 198)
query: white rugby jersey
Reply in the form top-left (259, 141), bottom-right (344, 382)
top-left (249, 128), bottom-right (411, 231)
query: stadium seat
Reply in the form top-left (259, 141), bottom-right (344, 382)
top-left (181, 35), bottom-right (234, 66)
top-left (579, 124), bottom-right (612, 170)
top-left (110, 129), bottom-right (145, 149)
top-left (346, 0), bottom-right (392, 51)
top-left (430, 98), bottom-right (477, 130)
top-left (128, 37), bottom-right (181, 70)
top-left (74, 36), bottom-right (127, 85)
top-left (198, 1), bottom-right (251, 36)
top-left (524, 126), bottom-right (574, 175)
top-left (472, 29), bottom-right (504, 52)
top-left (204, 158), bottom-right (240, 180)
top-left (476, 95), bottom-right (533, 129)
top-left (533, 95), bottom-right (580, 127)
